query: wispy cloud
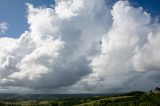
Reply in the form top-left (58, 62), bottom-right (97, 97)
top-left (0, 22), bottom-right (8, 34)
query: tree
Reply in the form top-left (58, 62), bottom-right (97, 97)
top-left (0, 102), bottom-right (6, 106)
top-left (155, 87), bottom-right (160, 92)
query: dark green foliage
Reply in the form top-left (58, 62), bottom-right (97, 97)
top-left (74, 92), bottom-right (160, 106)
top-left (94, 92), bottom-right (160, 106)
top-left (0, 102), bottom-right (6, 106)
top-left (155, 87), bottom-right (160, 92)
top-left (51, 101), bottom-right (58, 106)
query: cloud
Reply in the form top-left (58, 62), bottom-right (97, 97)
top-left (132, 28), bottom-right (160, 72)
top-left (0, 22), bottom-right (8, 34)
top-left (0, 0), bottom-right (110, 93)
top-left (69, 0), bottom-right (160, 93)
top-left (0, 0), bottom-right (160, 93)
top-left (55, 0), bottom-right (84, 19)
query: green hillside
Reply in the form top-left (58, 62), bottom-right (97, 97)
top-left (75, 92), bottom-right (160, 106)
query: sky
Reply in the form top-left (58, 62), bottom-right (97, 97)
top-left (0, 0), bottom-right (54, 37)
top-left (0, 0), bottom-right (160, 93)
top-left (0, 0), bottom-right (160, 37)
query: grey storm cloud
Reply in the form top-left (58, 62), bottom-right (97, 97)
top-left (0, 0), bottom-right (160, 93)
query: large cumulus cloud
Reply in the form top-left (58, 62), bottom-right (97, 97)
top-left (0, 0), bottom-right (160, 93)
top-left (0, 0), bottom-right (110, 92)
top-left (69, 0), bottom-right (160, 93)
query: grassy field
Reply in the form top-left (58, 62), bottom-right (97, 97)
top-left (75, 92), bottom-right (160, 106)
top-left (75, 96), bottom-right (133, 106)
top-left (0, 91), bottom-right (160, 106)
